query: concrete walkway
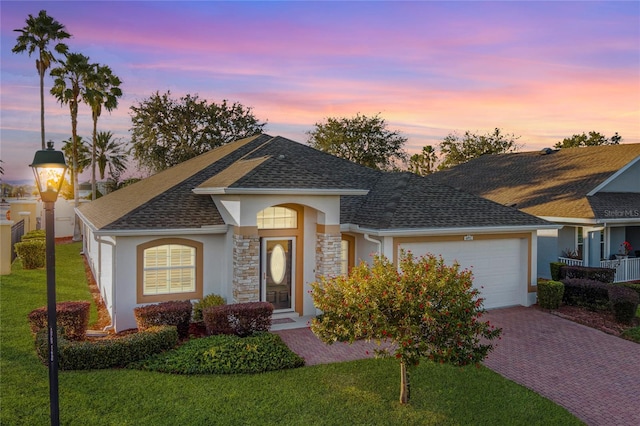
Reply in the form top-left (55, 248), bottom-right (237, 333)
top-left (274, 306), bottom-right (640, 426)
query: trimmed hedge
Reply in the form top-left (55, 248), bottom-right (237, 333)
top-left (619, 282), bottom-right (640, 299)
top-left (35, 325), bottom-right (178, 370)
top-left (134, 300), bottom-right (192, 339)
top-left (561, 278), bottom-right (610, 311)
top-left (14, 239), bottom-right (46, 269)
top-left (28, 301), bottom-right (90, 340)
top-left (608, 285), bottom-right (640, 325)
top-left (549, 262), bottom-right (565, 281)
top-left (560, 265), bottom-right (615, 284)
top-left (22, 229), bottom-right (46, 241)
top-left (192, 293), bottom-right (226, 322)
top-left (131, 332), bottom-right (304, 374)
top-left (537, 280), bottom-right (564, 309)
top-left (203, 301), bottom-right (273, 337)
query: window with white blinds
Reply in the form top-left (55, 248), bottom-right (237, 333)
top-left (143, 244), bottom-right (196, 295)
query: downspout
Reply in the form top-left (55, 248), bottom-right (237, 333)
top-left (94, 234), bottom-right (116, 332)
top-left (364, 233), bottom-right (382, 255)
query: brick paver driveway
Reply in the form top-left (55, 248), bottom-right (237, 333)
top-left (275, 306), bottom-right (640, 426)
top-left (483, 307), bottom-right (639, 426)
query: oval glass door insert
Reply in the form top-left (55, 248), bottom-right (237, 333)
top-left (270, 244), bottom-right (286, 284)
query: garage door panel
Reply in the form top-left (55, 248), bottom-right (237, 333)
top-left (398, 239), bottom-right (525, 309)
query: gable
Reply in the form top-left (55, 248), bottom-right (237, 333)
top-left (77, 135), bottom-right (269, 231)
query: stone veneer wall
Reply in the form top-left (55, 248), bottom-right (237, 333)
top-left (316, 232), bottom-right (342, 281)
top-left (232, 232), bottom-right (260, 303)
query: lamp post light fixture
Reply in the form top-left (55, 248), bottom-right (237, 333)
top-left (30, 141), bottom-right (68, 426)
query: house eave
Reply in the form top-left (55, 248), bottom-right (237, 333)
top-left (91, 226), bottom-right (230, 237)
top-left (193, 187), bottom-right (369, 196)
top-left (594, 217), bottom-right (640, 225)
top-left (341, 223), bottom-right (559, 237)
top-left (538, 216), bottom-right (598, 225)
top-left (76, 208), bottom-right (230, 236)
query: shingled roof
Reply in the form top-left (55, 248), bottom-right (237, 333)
top-left (428, 144), bottom-right (640, 220)
top-left (78, 134), bottom-right (550, 233)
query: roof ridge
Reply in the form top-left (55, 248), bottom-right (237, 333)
top-left (237, 134), bottom-right (277, 162)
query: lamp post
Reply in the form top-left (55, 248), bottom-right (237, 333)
top-left (30, 141), bottom-right (68, 426)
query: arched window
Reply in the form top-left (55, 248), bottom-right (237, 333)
top-left (137, 238), bottom-right (203, 303)
top-left (257, 206), bottom-right (297, 229)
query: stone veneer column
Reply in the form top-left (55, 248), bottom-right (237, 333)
top-left (232, 228), bottom-right (260, 303)
top-left (315, 228), bottom-right (342, 281)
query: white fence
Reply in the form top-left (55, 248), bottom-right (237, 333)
top-left (558, 257), bottom-right (640, 283)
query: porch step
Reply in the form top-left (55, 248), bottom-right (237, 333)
top-left (86, 329), bottom-right (109, 338)
top-left (270, 315), bottom-right (314, 331)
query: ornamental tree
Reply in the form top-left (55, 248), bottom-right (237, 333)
top-left (310, 252), bottom-right (501, 404)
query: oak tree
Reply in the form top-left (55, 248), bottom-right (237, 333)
top-left (554, 131), bottom-right (621, 149)
top-left (439, 128), bottom-right (521, 169)
top-left (130, 91), bottom-right (266, 173)
top-left (307, 113), bottom-right (408, 171)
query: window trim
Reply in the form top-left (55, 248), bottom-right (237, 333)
top-left (136, 238), bottom-right (203, 304)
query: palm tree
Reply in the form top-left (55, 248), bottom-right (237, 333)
top-left (62, 136), bottom-right (91, 176)
top-left (12, 10), bottom-right (70, 150)
top-left (408, 145), bottom-right (438, 176)
top-left (61, 136), bottom-right (90, 200)
top-left (84, 64), bottom-right (123, 200)
top-left (93, 131), bottom-right (128, 182)
top-left (50, 52), bottom-right (91, 240)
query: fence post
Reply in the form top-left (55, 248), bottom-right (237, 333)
top-left (0, 219), bottom-right (14, 275)
top-left (18, 212), bottom-right (30, 233)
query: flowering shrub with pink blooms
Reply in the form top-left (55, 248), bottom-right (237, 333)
top-left (620, 241), bottom-right (633, 255)
top-left (311, 251), bottom-right (501, 404)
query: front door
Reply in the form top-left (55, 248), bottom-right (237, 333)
top-left (261, 237), bottom-right (295, 312)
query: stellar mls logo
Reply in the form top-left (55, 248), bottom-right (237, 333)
top-left (603, 209), bottom-right (640, 218)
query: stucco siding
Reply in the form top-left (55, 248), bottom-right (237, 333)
top-left (112, 234), bottom-right (228, 332)
top-left (537, 228), bottom-right (559, 279)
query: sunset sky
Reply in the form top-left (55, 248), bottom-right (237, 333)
top-left (1, 1), bottom-right (639, 182)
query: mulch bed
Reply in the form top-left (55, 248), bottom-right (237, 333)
top-left (537, 304), bottom-right (639, 337)
top-left (81, 253), bottom-right (112, 330)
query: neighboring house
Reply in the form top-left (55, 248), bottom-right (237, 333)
top-left (77, 135), bottom-right (555, 331)
top-left (428, 144), bottom-right (640, 282)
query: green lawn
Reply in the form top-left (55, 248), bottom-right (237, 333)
top-left (1, 243), bottom-right (583, 425)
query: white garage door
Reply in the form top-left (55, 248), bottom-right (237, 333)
top-left (398, 238), bottom-right (526, 309)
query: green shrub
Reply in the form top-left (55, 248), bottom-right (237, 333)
top-left (35, 326), bottom-right (178, 370)
top-left (549, 262), bottom-right (565, 281)
top-left (621, 326), bottom-right (640, 343)
top-left (21, 229), bottom-right (46, 241)
top-left (192, 293), bottom-right (226, 322)
top-left (537, 280), bottom-right (564, 309)
top-left (134, 300), bottom-right (192, 339)
top-left (608, 286), bottom-right (639, 325)
top-left (14, 239), bottom-right (46, 269)
top-left (131, 332), bottom-right (304, 374)
top-left (28, 301), bottom-right (90, 340)
top-left (203, 302), bottom-right (273, 337)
